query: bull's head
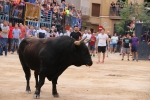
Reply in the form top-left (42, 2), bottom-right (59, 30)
top-left (73, 36), bottom-right (93, 67)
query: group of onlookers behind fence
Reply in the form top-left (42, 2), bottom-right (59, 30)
top-left (110, 1), bottom-right (134, 16)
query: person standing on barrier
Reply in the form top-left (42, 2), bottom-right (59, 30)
top-left (131, 33), bottom-right (139, 62)
top-left (37, 25), bottom-right (47, 39)
top-left (0, 21), bottom-right (9, 56)
top-left (11, 24), bottom-right (21, 54)
top-left (19, 23), bottom-right (26, 44)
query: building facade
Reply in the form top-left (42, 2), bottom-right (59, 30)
top-left (60, 0), bottom-right (147, 34)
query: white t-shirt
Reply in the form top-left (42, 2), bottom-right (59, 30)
top-left (38, 29), bottom-right (47, 38)
top-left (46, 31), bottom-right (50, 38)
top-left (111, 36), bottom-right (118, 44)
top-left (82, 33), bottom-right (91, 46)
top-left (82, 33), bottom-right (88, 39)
top-left (87, 34), bottom-right (92, 40)
top-left (98, 33), bottom-right (108, 46)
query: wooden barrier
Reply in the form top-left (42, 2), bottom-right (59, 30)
top-left (24, 3), bottom-right (40, 22)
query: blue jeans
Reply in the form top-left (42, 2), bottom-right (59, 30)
top-left (11, 38), bottom-right (19, 52)
top-left (13, 9), bottom-right (19, 17)
top-left (3, 4), bottom-right (9, 14)
top-left (0, 38), bottom-right (8, 55)
top-left (0, 38), bottom-right (3, 55)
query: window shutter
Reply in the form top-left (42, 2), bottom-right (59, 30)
top-left (92, 3), bottom-right (100, 17)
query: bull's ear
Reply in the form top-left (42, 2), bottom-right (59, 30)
top-left (74, 41), bottom-right (81, 45)
top-left (80, 36), bottom-right (87, 43)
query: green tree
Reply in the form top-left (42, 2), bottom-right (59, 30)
top-left (115, 2), bottom-right (150, 35)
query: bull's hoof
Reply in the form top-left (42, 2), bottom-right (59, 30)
top-left (34, 94), bottom-right (40, 99)
top-left (53, 93), bottom-right (59, 98)
top-left (26, 90), bottom-right (31, 94)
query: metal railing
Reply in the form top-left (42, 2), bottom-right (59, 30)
top-left (65, 15), bottom-right (82, 29)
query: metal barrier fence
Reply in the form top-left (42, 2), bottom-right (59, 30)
top-left (26, 20), bottom-right (51, 28)
top-left (65, 15), bottom-right (82, 29)
top-left (0, 15), bottom-right (9, 21)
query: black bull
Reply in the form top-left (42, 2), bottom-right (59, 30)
top-left (18, 36), bottom-right (93, 98)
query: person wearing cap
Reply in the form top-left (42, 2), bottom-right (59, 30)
top-left (97, 28), bottom-right (109, 64)
top-left (37, 25), bottom-right (47, 39)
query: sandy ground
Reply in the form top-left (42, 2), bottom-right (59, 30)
top-left (0, 52), bottom-right (150, 100)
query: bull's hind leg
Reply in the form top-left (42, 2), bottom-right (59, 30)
top-left (34, 62), bottom-right (46, 99)
top-left (34, 71), bottom-right (39, 89)
top-left (52, 77), bottom-right (59, 98)
top-left (22, 65), bottom-right (31, 93)
top-left (34, 73), bottom-right (45, 99)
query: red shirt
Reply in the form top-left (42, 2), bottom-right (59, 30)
top-left (8, 26), bottom-right (14, 38)
top-left (19, 27), bottom-right (26, 39)
top-left (90, 35), bottom-right (96, 46)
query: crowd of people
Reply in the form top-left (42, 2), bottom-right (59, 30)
top-left (0, 20), bottom-right (150, 62)
top-left (110, 1), bottom-right (135, 16)
top-left (0, 0), bottom-right (82, 30)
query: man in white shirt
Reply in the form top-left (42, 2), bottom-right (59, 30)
top-left (82, 30), bottom-right (89, 46)
top-left (37, 25), bottom-right (47, 39)
top-left (97, 28), bottom-right (109, 64)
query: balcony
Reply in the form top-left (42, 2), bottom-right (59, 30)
top-left (109, 7), bottom-right (122, 20)
top-left (80, 6), bottom-right (90, 20)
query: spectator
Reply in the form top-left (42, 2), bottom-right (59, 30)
top-left (46, 28), bottom-right (50, 38)
top-left (26, 25), bottom-right (36, 38)
top-left (8, 22), bottom-right (14, 52)
top-left (97, 28), bottom-right (109, 64)
top-left (111, 33), bottom-right (118, 53)
top-left (89, 32), bottom-right (96, 57)
top-left (122, 34), bottom-right (131, 61)
top-left (131, 33), bottom-right (139, 62)
top-left (37, 25), bottom-right (47, 38)
top-left (11, 24), bottom-right (21, 54)
top-left (19, 23), bottom-right (26, 44)
top-left (0, 21), bottom-right (9, 56)
top-left (70, 26), bottom-right (81, 41)
top-left (110, 1), bottom-right (116, 16)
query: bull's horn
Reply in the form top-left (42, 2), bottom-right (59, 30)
top-left (80, 36), bottom-right (87, 43)
top-left (84, 39), bottom-right (90, 44)
top-left (74, 36), bottom-right (87, 46)
top-left (74, 41), bottom-right (81, 45)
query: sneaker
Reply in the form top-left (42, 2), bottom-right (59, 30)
top-left (122, 59), bottom-right (124, 61)
top-left (128, 59), bottom-right (130, 61)
top-left (11, 52), bottom-right (14, 54)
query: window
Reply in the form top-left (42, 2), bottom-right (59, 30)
top-left (91, 3), bottom-right (100, 17)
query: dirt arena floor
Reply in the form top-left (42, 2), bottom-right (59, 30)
top-left (0, 52), bottom-right (150, 100)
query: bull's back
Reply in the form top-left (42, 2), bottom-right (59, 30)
top-left (18, 38), bottom-right (44, 71)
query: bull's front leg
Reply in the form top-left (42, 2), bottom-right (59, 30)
top-left (52, 77), bottom-right (59, 98)
top-left (34, 73), bottom-right (45, 99)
